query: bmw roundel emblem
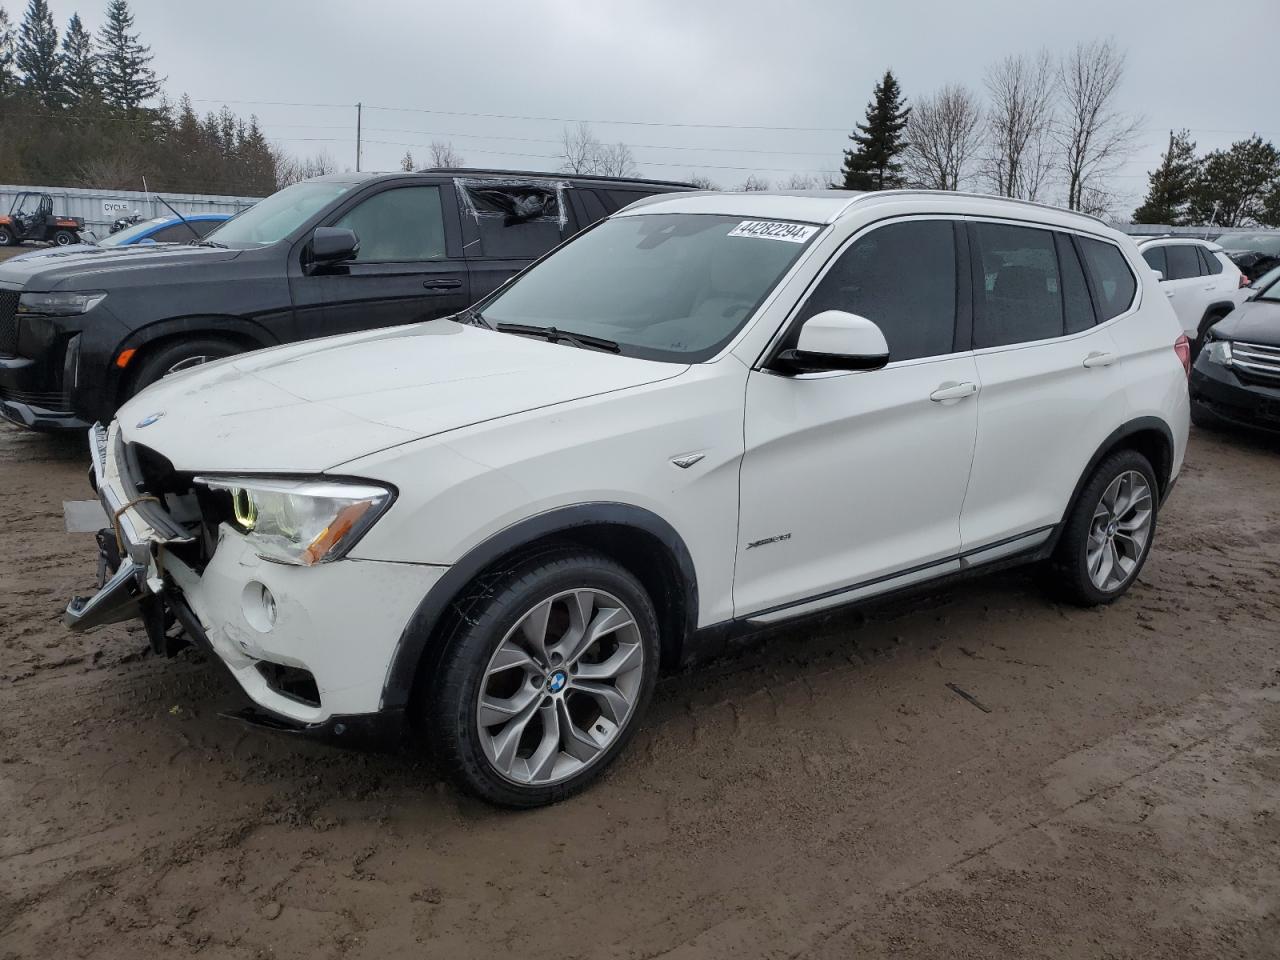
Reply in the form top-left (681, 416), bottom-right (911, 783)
top-left (547, 670), bottom-right (568, 694)
top-left (136, 412), bottom-right (165, 428)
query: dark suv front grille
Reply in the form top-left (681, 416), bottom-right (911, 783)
top-left (1232, 341), bottom-right (1280, 386)
top-left (0, 289), bottom-right (18, 357)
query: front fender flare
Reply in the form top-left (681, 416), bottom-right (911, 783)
top-left (379, 502), bottom-right (699, 712)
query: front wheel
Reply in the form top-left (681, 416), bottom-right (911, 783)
top-left (126, 337), bottom-right (240, 400)
top-left (1049, 450), bottom-right (1158, 606)
top-left (427, 550), bottom-right (660, 807)
top-left (0, 227), bottom-right (14, 246)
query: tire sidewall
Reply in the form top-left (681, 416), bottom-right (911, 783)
top-left (54, 230), bottom-right (75, 246)
top-left (0, 227), bottom-right (13, 246)
top-left (430, 552), bottom-right (661, 807)
top-left (1062, 451), bottom-right (1159, 605)
top-left (129, 339), bottom-right (238, 398)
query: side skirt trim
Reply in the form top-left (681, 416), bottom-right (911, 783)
top-left (744, 526), bottom-right (1054, 627)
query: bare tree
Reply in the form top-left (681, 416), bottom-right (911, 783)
top-left (595, 141), bottom-right (636, 178)
top-left (779, 173), bottom-right (824, 190)
top-left (981, 51), bottom-right (1056, 201)
top-left (274, 148), bottom-right (338, 187)
top-left (738, 174), bottom-right (771, 191)
top-left (560, 123), bottom-right (600, 175)
top-left (903, 83), bottom-right (983, 190)
top-left (1055, 39), bottom-right (1142, 212)
top-left (429, 140), bottom-right (464, 168)
top-left (400, 150), bottom-right (415, 172)
top-left (686, 173), bottom-right (718, 190)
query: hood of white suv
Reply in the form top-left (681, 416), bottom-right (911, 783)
top-left (116, 321), bottom-right (687, 472)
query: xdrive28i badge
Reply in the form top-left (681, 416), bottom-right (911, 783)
top-left (136, 412), bottom-right (165, 428)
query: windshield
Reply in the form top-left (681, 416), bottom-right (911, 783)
top-left (1257, 268), bottom-right (1280, 302)
top-left (100, 217), bottom-right (168, 246)
top-left (1216, 233), bottom-right (1280, 256)
top-left (205, 180), bottom-right (354, 247)
top-left (476, 213), bottom-right (819, 361)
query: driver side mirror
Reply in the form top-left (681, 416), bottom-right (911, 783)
top-left (308, 227), bottom-right (360, 271)
top-left (772, 310), bottom-right (890, 374)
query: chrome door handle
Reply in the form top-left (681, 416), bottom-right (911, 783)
top-left (929, 381), bottom-right (978, 402)
top-left (1083, 351), bottom-right (1117, 368)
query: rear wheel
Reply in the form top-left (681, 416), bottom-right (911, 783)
top-left (427, 550), bottom-right (660, 807)
top-left (53, 229), bottom-right (77, 246)
top-left (1050, 450), bottom-right (1158, 606)
top-left (127, 337), bottom-right (240, 399)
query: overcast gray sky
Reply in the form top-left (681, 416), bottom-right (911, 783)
top-left (43, 0), bottom-right (1278, 214)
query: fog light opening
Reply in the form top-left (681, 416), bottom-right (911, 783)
top-left (241, 581), bottom-right (277, 633)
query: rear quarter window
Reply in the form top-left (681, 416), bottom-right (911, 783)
top-left (1078, 237), bottom-right (1138, 321)
top-left (1198, 247), bottom-right (1224, 275)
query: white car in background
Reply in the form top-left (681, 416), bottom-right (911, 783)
top-left (1136, 237), bottom-right (1245, 345)
top-left (67, 189), bottom-right (1191, 807)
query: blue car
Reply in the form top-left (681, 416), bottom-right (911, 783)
top-left (6, 213), bottom-right (231, 261)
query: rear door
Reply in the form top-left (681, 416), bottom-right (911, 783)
top-left (960, 222), bottom-right (1133, 552)
top-left (457, 179), bottom-right (574, 301)
top-left (289, 180), bottom-right (469, 339)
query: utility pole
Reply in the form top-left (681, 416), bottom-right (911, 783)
top-left (355, 102), bottom-right (362, 172)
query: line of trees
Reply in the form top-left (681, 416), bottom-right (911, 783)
top-left (0, 0), bottom-right (284, 195)
top-left (832, 42), bottom-right (1279, 226)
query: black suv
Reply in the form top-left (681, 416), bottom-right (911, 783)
top-left (0, 169), bottom-right (693, 430)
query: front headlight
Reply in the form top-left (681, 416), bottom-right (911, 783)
top-left (17, 291), bottom-right (107, 316)
top-left (195, 477), bottom-right (393, 566)
top-left (1205, 339), bottom-right (1233, 366)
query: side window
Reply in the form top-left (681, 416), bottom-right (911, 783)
top-left (333, 185), bottom-right (446, 262)
top-left (799, 219), bottom-right (957, 362)
top-left (971, 221), bottom-right (1063, 348)
top-left (458, 181), bottom-right (565, 258)
top-left (1058, 234), bottom-right (1096, 334)
top-left (148, 224), bottom-right (196, 243)
top-left (1198, 246), bottom-right (1224, 275)
top-left (1077, 237), bottom-right (1138, 320)
top-left (606, 190), bottom-right (648, 212)
top-left (1141, 246), bottom-right (1166, 276)
top-left (1164, 243), bottom-right (1202, 280)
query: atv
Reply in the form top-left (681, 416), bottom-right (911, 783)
top-left (0, 192), bottom-right (85, 247)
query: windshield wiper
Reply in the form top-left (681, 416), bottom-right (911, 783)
top-left (495, 322), bottom-right (620, 353)
top-left (192, 238), bottom-right (226, 248)
top-left (456, 306), bottom-right (492, 328)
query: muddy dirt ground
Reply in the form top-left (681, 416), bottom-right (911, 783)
top-left (1, 419), bottom-right (1278, 959)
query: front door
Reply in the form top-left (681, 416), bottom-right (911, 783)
top-left (289, 182), bottom-right (470, 340)
top-left (735, 218), bottom-right (979, 619)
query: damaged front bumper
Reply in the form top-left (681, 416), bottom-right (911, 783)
top-left (65, 422), bottom-right (197, 633)
top-left (65, 421), bottom-right (445, 742)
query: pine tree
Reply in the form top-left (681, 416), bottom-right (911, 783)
top-left (1132, 130), bottom-right (1200, 225)
top-left (60, 13), bottom-right (98, 105)
top-left (1188, 136), bottom-right (1280, 227)
top-left (0, 7), bottom-right (17, 96)
top-left (839, 69), bottom-right (911, 191)
top-left (16, 0), bottom-right (62, 107)
top-left (400, 150), bottom-right (415, 172)
top-left (95, 0), bottom-right (159, 113)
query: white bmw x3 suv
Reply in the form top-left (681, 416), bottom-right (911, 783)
top-left (67, 190), bottom-right (1190, 806)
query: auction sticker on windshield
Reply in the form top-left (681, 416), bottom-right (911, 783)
top-left (727, 220), bottom-right (820, 243)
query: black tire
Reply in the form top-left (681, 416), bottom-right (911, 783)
top-left (1192, 310), bottom-right (1230, 358)
top-left (53, 229), bottom-right (77, 246)
top-left (0, 226), bottom-right (14, 246)
top-left (1049, 449), bottom-right (1159, 607)
top-left (426, 549), bottom-right (661, 807)
top-left (127, 337), bottom-right (240, 399)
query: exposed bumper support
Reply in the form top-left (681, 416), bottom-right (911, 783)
top-left (65, 558), bottom-right (145, 630)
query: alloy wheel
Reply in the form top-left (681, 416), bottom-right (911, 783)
top-left (476, 588), bottom-right (645, 786)
top-left (1086, 470), bottom-right (1153, 592)
top-left (166, 355), bottom-right (216, 375)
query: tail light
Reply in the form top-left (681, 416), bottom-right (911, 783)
top-left (1239, 273), bottom-right (1250, 288)
top-left (1174, 335), bottom-right (1191, 377)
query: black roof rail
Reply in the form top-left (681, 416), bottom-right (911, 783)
top-left (418, 167), bottom-right (696, 189)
